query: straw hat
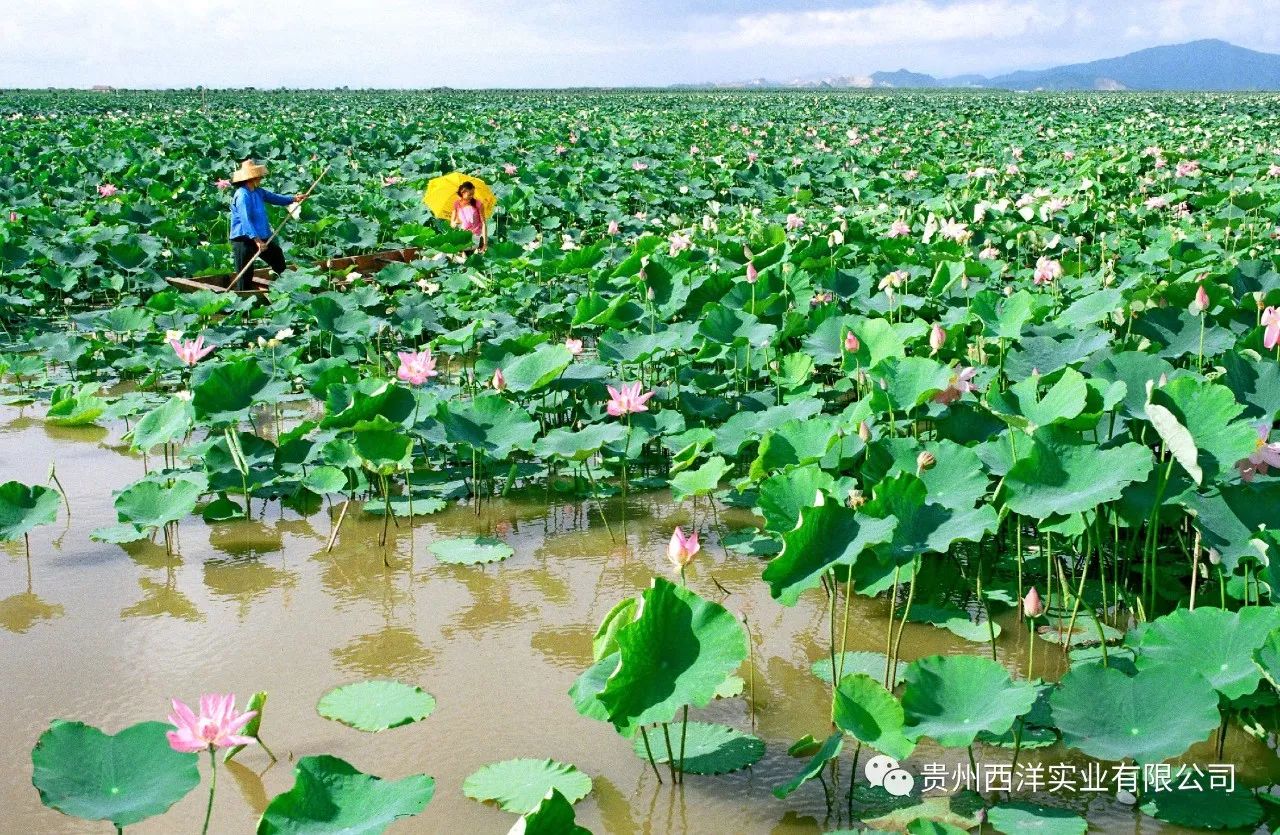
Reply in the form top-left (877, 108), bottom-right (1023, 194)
top-left (230, 159), bottom-right (268, 184)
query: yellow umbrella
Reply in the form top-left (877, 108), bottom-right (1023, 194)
top-left (424, 172), bottom-right (497, 222)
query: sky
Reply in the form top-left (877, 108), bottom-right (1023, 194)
top-left (3, 0), bottom-right (1279, 88)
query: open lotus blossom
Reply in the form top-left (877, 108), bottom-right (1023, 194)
top-left (503, 163), bottom-right (518, 175)
top-left (1063, 150), bottom-right (1076, 161)
top-left (215, 178), bottom-right (232, 189)
top-left (97, 183), bottom-right (118, 197)
top-left (1022, 587), bottom-right (1046, 618)
top-left (397, 349), bottom-right (439, 385)
top-left (169, 334), bottom-right (215, 366)
top-left (564, 337), bottom-right (583, 356)
top-left (382, 175), bottom-right (402, 186)
top-left (929, 323), bottom-right (946, 355)
top-left (1261, 306), bottom-right (1280, 349)
top-left (7, 212), bottom-right (17, 222)
top-left (667, 527), bottom-right (700, 569)
top-left (979, 245), bottom-right (1001, 260)
top-left (606, 381), bottom-right (654, 416)
top-left (166, 693), bottom-right (257, 753)
top-left (1141, 145), bottom-right (1162, 158)
top-left (1033, 256), bottom-right (1062, 286)
top-left (939, 218), bottom-right (970, 243)
top-left (747, 151), bottom-right (759, 164)
top-left (607, 219), bottom-right (620, 235)
top-left (933, 366), bottom-right (978, 405)
top-left (902, 169), bottom-right (919, 181)
top-left (1269, 164), bottom-right (1280, 178)
top-left (1144, 195), bottom-right (1168, 210)
top-left (1192, 284), bottom-right (1210, 314)
top-left (785, 213), bottom-right (804, 231)
top-left (811, 291), bottom-right (833, 305)
top-left (1238, 424), bottom-right (1280, 482)
top-left (631, 160), bottom-right (648, 171)
top-left (668, 231), bottom-right (692, 256)
top-left (1172, 201), bottom-right (1191, 219)
top-left (844, 331), bottom-right (860, 353)
top-left (1175, 160), bottom-right (1201, 177)
top-left (745, 261), bottom-right (759, 284)
top-left (885, 219), bottom-right (910, 238)
top-left (491, 368), bottom-right (507, 392)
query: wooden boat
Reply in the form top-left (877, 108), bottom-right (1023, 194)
top-left (165, 247), bottom-right (421, 295)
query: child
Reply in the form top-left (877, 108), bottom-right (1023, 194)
top-left (450, 181), bottom-right (488, 254)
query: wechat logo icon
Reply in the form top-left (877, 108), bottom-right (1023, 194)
top-left (865, 754), bottom-right (915, 797)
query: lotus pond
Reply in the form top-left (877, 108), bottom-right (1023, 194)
top-left (3, 89), bottom-right (1280, 834)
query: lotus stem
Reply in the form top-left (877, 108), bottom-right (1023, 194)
top-left (827, 569), bottom-right (838, 704)
top-left (661, 723), bottom-right (678, 784)
top-left (744, 612), bottom-right (756, 734)
top-left (1189, 529), bottom-right (1201, 610)
top-left (1010, 717), bottom-right (1025, 775)
top-left (884, 565), bottom-right (901, 688)
top-left (837, 574), bottom-right (853, 683)
top-left (1027, 620), bottom-right (1035, 680)
top-left (639, 726), bottom-right (662, 783)
top-left (889, 560), bottom-right (919, 690)
top-left (201, 747), bottom-right (217, 835)
top-left (581, 459), bottom-right (614, 543)
top-left (48, 465), bottom-right (71, 516)
top-left (678, 705), bottom-right (689, 784)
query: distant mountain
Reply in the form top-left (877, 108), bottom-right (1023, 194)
top-left (689, 40), bottom-right (1280, 91)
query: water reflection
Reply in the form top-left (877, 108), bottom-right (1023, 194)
top-left (0, 557), bottom-right (64, 634)
top-left (331, 625), bottom-right (435, 678)
top-left (121, 575), bottom-right (204, 622)
top-left (203, 555), bottom-right (298, 614)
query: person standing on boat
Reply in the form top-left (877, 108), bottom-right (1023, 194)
top-left (228, 159), bottom-right (305, 289)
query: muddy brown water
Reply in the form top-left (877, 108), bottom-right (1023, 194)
top-left (2, 405), bottom-right (1277, 834)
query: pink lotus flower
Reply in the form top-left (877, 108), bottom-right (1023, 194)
top-left (607, 219), bottom-right (620, 235)
top-left (503, 163), bottom-right (518, 175)
top-left (786, 213), bottom-right (804, 231)
top-left (1144, 196), bottom-right (1168, 210)
top-left (1192, 284), bottom-right (1210, 315)
top-left (382, 175), bottom-right (402, 186)
top-left (491, 368), bottom-right (507, 392)
top-left (1268, 164), bottom-right (1280, 178)
top-left (1176, 160), bottom-right (1201, 177)
top-left (929, 323), bottom-right (946, 355)
top-left (554, 144), bottom-right (567, 155)
top-left (745, 262), bottom-right (758, 284)
top-left (1033, 256), bottom-right (1062, 286)
top-left (667, 526), bottom-right (700, 569)
top-left (844, 331), bottom-right (860, 353)
top-left (1238, 424), bottom-right (1280, 482)
top-left (397, 349), bottom-right (438, 385)
top-left (7, 212), bottom-right (16, 222)
top-left (668, 231), bottom-right (692, 256)
top-left (1063, 150), bottom-right (1076, 161)
top-left (885, 219), bottom-right (910, 238)
top-left (606, 381), bottom-right (654, 417)
top-left (939, 219), bottom-right (969, 243)
top-left (689, 145), bottom-right (700, 156)
top-left (166, 694), bottom-right (257, 753)
top-left (811, 291), bottom-right (833, 305)
top-left (1263, 306), bottom-right (1280, 350)
top-left (1173, 201), bottom-right (1191, 219)
top-left (169, 334), bottom-right (215, 366)
top-left (632, 160), bottom-right (648, 171)
top-left (902, 169), bottom-right (919, 182)
top-left (215, 179), bottom-right (232, 190)
top-left (1022, 587), bottom-right (1045, 618)
top-left (565, 337), bottom-right (583, 356)
top-left (933, 366), bottom-right (978, 405)
top-left (979, 245), bottom-right (1000, 260)
top-left (747, 152), bottom-right (759, 164)
top-left (1141, 145), bottom-right (1162, 158)
top-left (97, 183), bottom-right (118, 197)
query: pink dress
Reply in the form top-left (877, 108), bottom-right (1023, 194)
top-left (454, 199), bottom-right (485, 235)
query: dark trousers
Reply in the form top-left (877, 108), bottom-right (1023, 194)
top-left (232, 237), bottom-right (286, 289)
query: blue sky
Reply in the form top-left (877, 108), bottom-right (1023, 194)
top-left (3, 0), bottom-right (1279, 88)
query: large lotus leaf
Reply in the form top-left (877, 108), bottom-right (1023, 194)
top-left (302, 466), bottom-right (348, 495)
top-left (1144, 403), bottom-right (1203, 485)
top-left (597, 329), bottom-right (683, 364)
top-left (1222, 351), bottom-right (1280, 421)
top-left (46, 385), bottom-right (107, 426)
top-left (498, 344), bottom-right (573, 393)
top-left (973, 289), bottom-right (1037, 340)
top-left (1050, 664), bottom-right (1219, 763)
top-left (31, 720), bottom-right (200, 828)
top-left (597, 577), bottom-right (746, 735)
top-left (763, 503), bottom-right (897, 606)
top-left (317, 680), bottom-right (435, 732)
top-left (870, 438), bottom-right (991, 510)
top-left (429, 536), bottom-right (514, 565)
top-left (1003, 427), bottom-right (1153, 518)
top-left (669, 455), bottom-right (730, 501)
top-left (901, 655), bottom-right (1036, 747)
top-left (988, 367), bottom-right (1087, 430)
top-left (812, 651), bottom-right (907, 685)
top-left (193, 358), bottom-right (275, 423)
top-left (1150, 377), bottom-right (1259, 484)
top-left (0, 481), bottom-right (60, 541)
top-left (1255, 627), bottom-right (1280, 689)
top-left (773, 731), bottom-right (842, 799)
top-left (1136, 606), bottom-right (1280, 699)
top-left (352, 419), bottom-right (413, 474)
top-left (713, 399), bottom-right (824, 457)
top-left (633, 721), bottom-right (765, 775)
top-left (1182, 481), bottom-right (1280, 571)
top-left (988, 802), bottom-right (1087, 835)
top-left (463, 759), bottom-right (591, 814)
top-left (1140, 785), bottom-right (1263, 830)
top-left (1005, 329), bottom-right (1111, 381)
top-left (832, 673), bottom-right (915, 760)
top-left (320, 381), bottom-right (416, 430)
top-left (1087, 351), bottom-right (1177, 419)
top-left (840, 317), bottom-right (915, 371)
top-left (757, 464), bottom-right (835, 535)
top-left (534, 422), bottom-right (628, 461)
top-left (512, 788), bottom-right (592, 835)
top-left (130, 395), bottom-right (194, 452)
top-left (863, 473), bottom-right (996, 562)
top-left (859, 791), bottom-right (985, 832)
top-left (114, 479), bottom-right (201, 530)
top-left (1134, 307), bottom-right (1235, 360)
top-left (749, 417), bottom-right (840, 479)
top-left (257, 755), bottom-right (434, 834)
top-left (592, 598), bottom-right (638, 661)
top-left (438, 395), bottom-right (539, 460)
top-left (569, 652), bottom-right (618, 725)
top-left (869, 356), bottom-right (955, 412)
top-left (1057, 288), bottom-right (1124, 329)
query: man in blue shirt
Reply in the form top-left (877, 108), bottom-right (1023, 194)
top-left (228, 159), bottom-right (306, 289)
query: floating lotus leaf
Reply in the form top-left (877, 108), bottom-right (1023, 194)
top-left (906, 821), bottom-right (969, 835)
top-left (317, 680), bottom-right (436, 732)
top-left (429, 536), bottom-right (514, 565)
top-left (46, 384), bottom-right (107, 426)
top-left (114, 479), bottom-right (201, 530)
top-left (858, 790), bottom-right (985, 832)
top-left (1135, 606), bottom-right (1280, 699)
top-left (1139, 785), bottom-right (1263, 830)
top-left (901, 654), bottom-right (1036, 747)
top-left (463, 758), bottom-right (591, 814)
top-left (763, 503), bottom-right (897, 606)
top-left (1003, 427), bottom-right (1153, 518)
top-left (0, 481), bottom-right (60, 541)
top-left (988, 802), bottom-right (1086, 835)
top-left (773, 731), bottom-right (842, 799)
top-left (832, 673), bottom-right (915, 760)
top-left (632, 721), bottom-right (765, 774)
top-left (1050, 664), bottom-right (1219, 763)
top-left (510, 788), bottom-right (591, 835)
top-left (597, 577), bottom-right (746, 735)
top-left (31, 720), bottom-right (199, 828)
top-left (257, 755), bottom-right (434, 834)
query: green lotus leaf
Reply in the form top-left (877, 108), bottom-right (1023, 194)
top-left (90, 523), bottom-right (148, 544)
top-left (463, 758), bottom-right (591, 814)
top-left (1005, 328), bottom-right (1111, 381)
top-left (46, 384), bottom-right (107, 426)
top-left (438, 394), bottom-right (539, 460)
top-left (0, 481), bottom-right (60, 541)
top-left (1150, 377), bottom-right (1260, 484)
top-left (832, 673), bottom-right (915, 760)
top-left (713, 399), bottom-right (823, 457)
top-left (193, 357), bottom-right (273, 423)
top-left (859, 791), bottom-right (985, 832)
top-left (1183, 481), bottom-right (1280, 570)
top-left (973, 289), bottom-right (1037, 340)
top-left (989, 366), bottom-right (1088, 430)
top-left (773, 731), bottom-right (842, 799)
top-left (906, 820), bottom-right (969, 835)
top-left (569, 652), bottom-right (617, 726)
top-left (317, 680), bottom-right (436, 732)
top-left (749, 417), bottom-right (840, 479)
top-left (429, 536), bottom-right (514, 565)
top-left (302, 466), bottom-right (348, 495)
top-left (352, 418), bottom-right (413, 474)
top-left (224, 690), bottom-right (267, 762)
top-left (129, 395), bottom-right (194, 452)
top-left (320, 380), bottom-right (416, 430)
top-left (988, 802), bottom-right (1086, 835)
top-left (763, 503), bottom-right (897, 606)
top-left (863, 473), bottom-right (996, 562)
top-left (31, 720), bottom-right (200, 828)
top-left (114, 479), bottom-right (201, 530)
top-left (1136, 606), bottom-right (1280, 699)
top-left (1254, 627), bottom-right (1280, 690)
top-left (901, 654), bottom-right (1036, 747)
top-left (1086, 351), bottom-right (1176, 418)
top-left (1050, 664), bottom-right (1219, 763)
top-left (597, 577), bottom-right (746, 735)
top-left (757, 464), bottom-right (835, 535)
top-left (534, 422), bottom-right (628, 461)
top-left (669, 455), bottom-right (730, 501)
top-left (870, 438), bottom-right (991, 510)
top-left (1003, 427), bottom-right (1153, 518)
top-left (500, 344), bottom-right (573, 392)
top-left (1144, 402), bottom-right (1202, 485)
top-left (257, 755), bottom-right (434, 834)
top-left (1139, 785), bottom-right (1263, 830)
top-left (593, 597), bottom-right (638, 661)
top-left (632, 721), bottom-right (765, 775)
top-left (870, 356), bottom-right (955, 412)
top-left (511, 788), bottom-right (591, 835)
top-left (812, 651), bottom-right (906, 685)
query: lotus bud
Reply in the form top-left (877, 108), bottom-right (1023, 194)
top-left (929, 323), bottom-right (946, 355)
top-left (746, 261), bottom-right (758, 284)
top-left (916, 451), bottom-right (936, 474)
top-left (1022, 586), bottom-right (1046, 618)
top-left (847, 488), bottom-right (866, 509)
top-left (1191, 284), bottom-right (1209, 315)
top-left (491, 368), bottom-right (507, 392)
top-left (844, 331), bottom-right (860, 353)
top-left (858, 421), bottom-right (872, 442)
top-left (667, 527), bottom-right (700, 569)
top-left (1208, 548), bottom-right (1221, 566)
top-left (814, 490), bottom-right (826, 507)
top-left (1158, 373), bottom-right (1167, 387)
top-left (1256, 291), bottom-right (1267, 310)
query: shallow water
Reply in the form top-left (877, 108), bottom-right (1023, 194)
top-left (2, 404), bottom-right (1277, 834)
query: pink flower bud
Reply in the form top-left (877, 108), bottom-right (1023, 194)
top-left (929, 323), bottom-right (946, 355)
top-left (492, 368), bottom-right (507, 391)
top-left (844, 331), bottom-right (860, 353)
top-left (746, 262), bottom-right (758, 284)
top-left (1022, 586), bottom-right (1045, 618)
